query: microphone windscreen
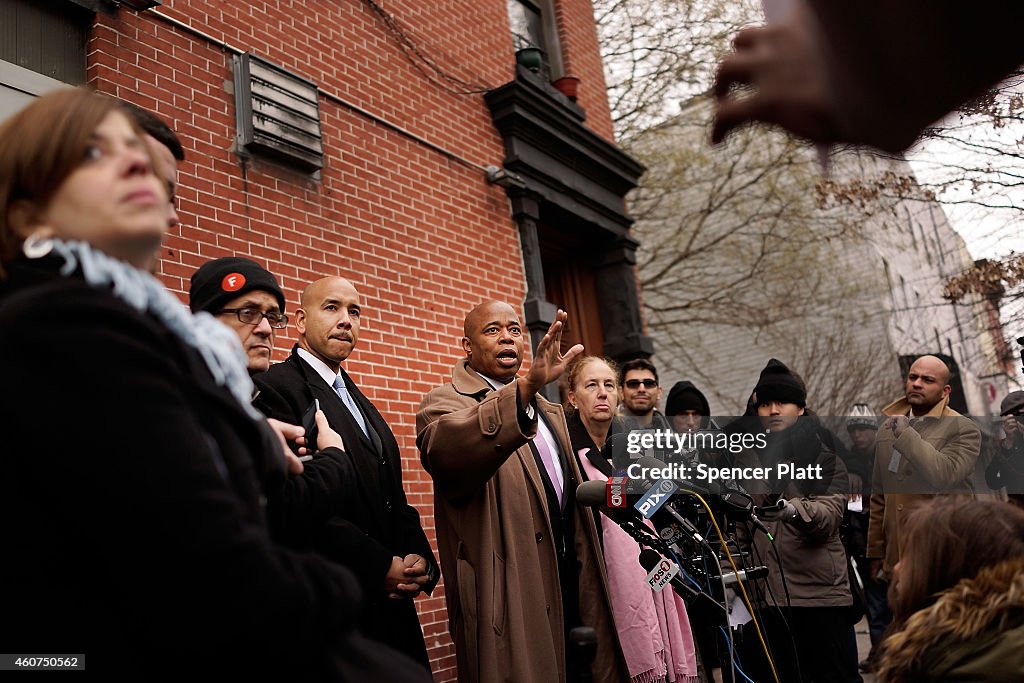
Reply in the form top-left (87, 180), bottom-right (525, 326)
top-left (638, 548), bottom-right (662, 572)
top-left (576, 479), bottom-right (608, 507)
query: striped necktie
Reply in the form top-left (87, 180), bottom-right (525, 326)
top-left (534, 432), bottom-right (563, 507)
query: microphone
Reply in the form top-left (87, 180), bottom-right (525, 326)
top-left (580, 481), bottom-right (729, 617)
top-left (576, 479), bottom-right (661, 536)
top-left (638, 549), bottom-right (727, 616)
top-left (577, 479), bottom-right (693, 544)
top-left (577, 478), bottom-right (622, 507)
top-left (714, 566), bottom-right (769, 587)
top-left (576, 479), bottom-right (692, 531)
top-left (568, 627), bottom-right (597, 683)
top-left (577, 479), bottom-right (709, 553)
top-left (631, 455), bottom-right (779, 545)
top-left (634, 455), bottom-right (756, 522)
top-left (631, 455), bottom-right (713, 497)
top-left (639, 548), bottom-right (688, 595)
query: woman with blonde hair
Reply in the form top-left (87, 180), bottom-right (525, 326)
top-left (565, 355), bottom-right (699, 683)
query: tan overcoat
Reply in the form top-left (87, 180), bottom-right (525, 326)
top-left (867, 395), bottom-right (981, 578)
top-left (416, 360), bottom-right (625, 683)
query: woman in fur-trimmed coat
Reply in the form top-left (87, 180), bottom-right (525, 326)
top-left (877, 498), bottom-right (1024, 683)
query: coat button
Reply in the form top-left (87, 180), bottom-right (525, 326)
top-left (535, 532), bottom-right (543, 543)
top-left (896, 503), bottom-right (904, 511)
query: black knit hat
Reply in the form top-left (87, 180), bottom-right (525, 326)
top-left (752, 358), bottom-right (806, 408)
top-left (665, 381), bottom-right (709, 417)
top-left (189, 257), bottom-right (285, 314)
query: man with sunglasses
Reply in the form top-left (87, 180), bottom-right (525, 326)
top-left (618, 358), bottom-right (671, 429)
top-left (189, 256), bottom-right (288, 376)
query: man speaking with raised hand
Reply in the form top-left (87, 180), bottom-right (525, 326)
top-left (416, 302), bottom-right (625, 683)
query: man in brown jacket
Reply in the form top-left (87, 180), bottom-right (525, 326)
top-left (416, 302), bottom-right (625, 683)
top-left (867, 355), bottom-right (982, 582)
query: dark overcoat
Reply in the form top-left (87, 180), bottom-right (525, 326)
top-left (253, 347), bottom-right (438, 666)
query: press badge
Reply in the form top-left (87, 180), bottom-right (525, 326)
top-left (888, 450), bottom-right (902, 473)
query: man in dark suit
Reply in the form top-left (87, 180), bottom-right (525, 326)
top-left (253, 276), bottom-right (438, 669)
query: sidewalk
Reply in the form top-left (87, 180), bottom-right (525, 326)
top-left (856, 616), bottom-right (877, 683)
top-left (701, 616), bottom-right (879, 682)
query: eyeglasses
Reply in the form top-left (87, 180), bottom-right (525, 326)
top-left (624, 379), bottom-right (658, 390)
top-left (219, 307), bottom-right (289, 329)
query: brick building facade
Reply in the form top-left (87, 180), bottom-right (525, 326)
top-left (0, 0), bottom-right (647, 678)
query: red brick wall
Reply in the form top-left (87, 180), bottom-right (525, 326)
top-left (554, 0), bottom-right (616, 142)
top-left (88, 1), bottom-right (618, 679)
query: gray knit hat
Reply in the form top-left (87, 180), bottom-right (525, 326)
top-left (846, 403), bottom-right (878, 431)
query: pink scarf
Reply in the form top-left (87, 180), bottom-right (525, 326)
top-left (580, 453), bottom-right (700, 683)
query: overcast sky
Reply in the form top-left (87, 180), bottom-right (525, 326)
top-left (907, 108), bottom-right (1024, 261)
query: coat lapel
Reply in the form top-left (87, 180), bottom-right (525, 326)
top-left (454, 362), bottom-right (554, 521)
top-left (340, 367), bottom-right (388, 456)
top-left (518, 445), bottom-right (554, 521)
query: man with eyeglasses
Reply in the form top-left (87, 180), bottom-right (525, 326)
top-left (617, 358), bottom-right (671, 429)
top-left (189, 256), bottom-right (287, 376)
top-left (189, 256), bottom-right (325, 473)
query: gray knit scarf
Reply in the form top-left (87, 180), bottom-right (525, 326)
top-left (23, 235), bottom-right (262, 420)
